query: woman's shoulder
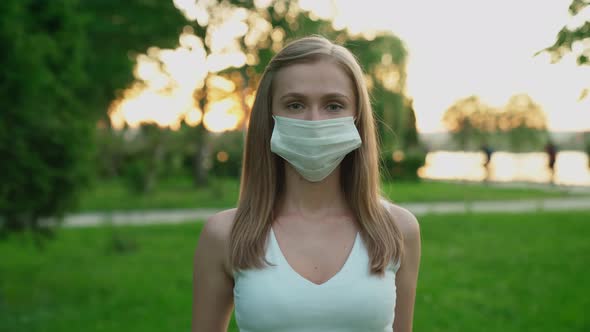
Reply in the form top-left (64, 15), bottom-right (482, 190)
top-left (198, 208), bottom-right (238, 277)
top-left (201, 208), bottom-right (238, 243)
top-left (381, 199), bottom-right (420, 239)
top-left (381, 199), bottom-right (421, 271)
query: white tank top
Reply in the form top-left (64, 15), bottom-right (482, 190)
top-left (233, 227), bottom-right (400, 332)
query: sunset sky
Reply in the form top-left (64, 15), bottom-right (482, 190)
top-left (302, 0), bottom-right (590, 133)
top-left (114, 0), bottom-right (590, 134)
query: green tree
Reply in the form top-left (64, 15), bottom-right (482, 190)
top-left (442, 94), bottom-right (548, 152)
top-left (542, 0), bottom-right (590, 66)
top-left (121, 124), bottom-right (170, 193)
top-left (539, 0), bottom-right (590, 100)
top-left (81, 0), bottom-right (190, 192)
top-left (0, 0), bottom-right (94, 242)
top-left (345, 35), bottom-right (410, 153)
top-left (442, 96), bottom-right (492, 150)
top-left (402, 99), bottom-right (421, 149)
top-left (500, 94), bottom-right (548, 152)
top-left (83, 0), bottom-right (188, 122)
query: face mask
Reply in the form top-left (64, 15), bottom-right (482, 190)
top-left (270, 115), bottom-right (362, 182)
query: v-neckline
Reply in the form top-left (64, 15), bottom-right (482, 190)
top-left (270, 227), bottom-right (359, 287)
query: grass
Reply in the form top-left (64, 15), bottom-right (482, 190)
top-left (1, 211), bottom-right (589, 331)
top-left (380, 180), bottom-right (579, 202)
top-left (77, 176), bottom-right (240, 212)
top-left (76, 176), bottom-right (582, 212)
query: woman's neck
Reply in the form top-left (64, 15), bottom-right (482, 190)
top-left (278, 164), bottom-right (349, 220)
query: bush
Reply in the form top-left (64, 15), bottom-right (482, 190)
top-left (584, 136), bottom-right (590, 169)
top-left (121, 158), bottom-right (152, 194)
top-left (381, 147), bottom-right (426, 181)
top-left (209, 131), bottom-right (244, 179)
top-left (94, 125), bottom-right (127, 178)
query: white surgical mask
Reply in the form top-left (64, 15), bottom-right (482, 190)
top-left (270, 115), bottom-right (362, 182)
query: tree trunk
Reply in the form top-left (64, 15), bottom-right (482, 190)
top-left (144, 131), bottom-right (165, 192)
top-left (192, 124), bottom-right (210, 187)
top-left (192, 88), bottom-right (211, 187)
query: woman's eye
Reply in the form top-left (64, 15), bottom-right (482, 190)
top-left (287, 103), bottom-right (304, 111)
top-left (327, 104), bottom-right (343, 112)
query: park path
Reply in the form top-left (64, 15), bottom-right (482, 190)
top-left (59, 196), bottom-right (589, 228)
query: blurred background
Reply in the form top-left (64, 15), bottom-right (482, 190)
top-left (1, 0), bottom-right (589, 331)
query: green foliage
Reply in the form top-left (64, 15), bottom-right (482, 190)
top-left (81, 0), bottom-right (190, 187)
top-left (121, 158), bottom-right (152, 194)
top-left (82, 0), bottom-right (188, 119)
top-left (380, 148), bottom-right (426, 181)
top-left (541, 0), bottom-right (590, 66)
top-left (442, 94), bottom-right (549, 151)
top-left (0, 0), bottom-right (95, 240)
top-left (0, 0), bottom-right (191, 240)
top-left (584, 132), bottom-right (590, 168)
top-left (94, 125), bottom-right (127, 178)
top-left (403, 101), bottom-right (421, 148)
top-left (210, 131), bottom-right (245, 179)
top-left (125, 124), bottom-right (169, 193)
top-left (540, 0), bottom-right (589, 101)
top-left (502, 94), bottom-right (549, 152)
top-left (345, 35), bottom-right (412, 152)
top-left (98, 123), bottom-right (171, 194)
top-left (94, 122), bottom-right (244, 193)
top-left (442, 96), bottom-right (490, 150)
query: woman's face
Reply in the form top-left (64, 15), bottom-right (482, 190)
top-left (271, 59), bottom-right (357, 120)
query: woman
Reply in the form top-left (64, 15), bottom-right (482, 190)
top-left (192, 35), bottom-right (421, 332)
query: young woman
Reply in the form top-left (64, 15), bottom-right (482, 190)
top-left (192, 35), bottom-right (421, 332)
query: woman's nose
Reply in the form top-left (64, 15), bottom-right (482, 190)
top-left (303, 106), bottom-right (322, 121)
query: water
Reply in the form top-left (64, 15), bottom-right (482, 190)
top-left (418, 151), bottom-right (590, 186)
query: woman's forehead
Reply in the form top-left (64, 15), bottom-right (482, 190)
top-left (272, 60), bottom-right (355, 99)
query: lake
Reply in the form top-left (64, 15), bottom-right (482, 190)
top-left (418, 151), bottom-right (590, 186)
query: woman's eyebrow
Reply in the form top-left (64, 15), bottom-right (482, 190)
top-left (279, 92), bottom-right (307, 101)
top-left (322, 93), bottom-right (351, 102)
top-left (279, 92), bottom-right (351, 101)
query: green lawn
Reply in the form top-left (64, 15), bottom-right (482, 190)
top-left (2, 211), bottom-right (589, 331)
top-left (77, 176), bottom-right (581, 212)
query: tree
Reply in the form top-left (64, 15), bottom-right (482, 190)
top-left (0, 0), bottom-right (94, 242)
top-left (120, 124), bottom-right (170, 194)
top-left (539, 0), bottom-right (590, 100)
top-left (499, 94), bottom-right (548, 152)
top-left (0, 0), bottom-right (190, 240)
top-left (345, 35), bottom-right (409, 153)
top-left (83, 0), bottom-right (189, 122)
top-left (402, 99), bottom-right (421, 149)
top-left (442, 94), bottom-right (548, 152)
top-left (82, 0), bottom-right (191, 192)
top-left (442, 96), bottom-right (493, 150)
top-left (542, 0), bottom-right (590, 66)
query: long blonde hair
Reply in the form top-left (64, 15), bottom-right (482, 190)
top-left (230, 35), bottom-right (403, 275)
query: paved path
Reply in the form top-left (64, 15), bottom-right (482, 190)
top-left (58, 196), bottom-right (589, 228)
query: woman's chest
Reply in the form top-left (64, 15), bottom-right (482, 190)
top-left (233, 235), bottom-right (397, 332)
top-left (234, 269), bottom-right (396, 332)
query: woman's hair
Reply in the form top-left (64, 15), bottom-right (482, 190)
top-left (229, 35), bottom-right (403, 275)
